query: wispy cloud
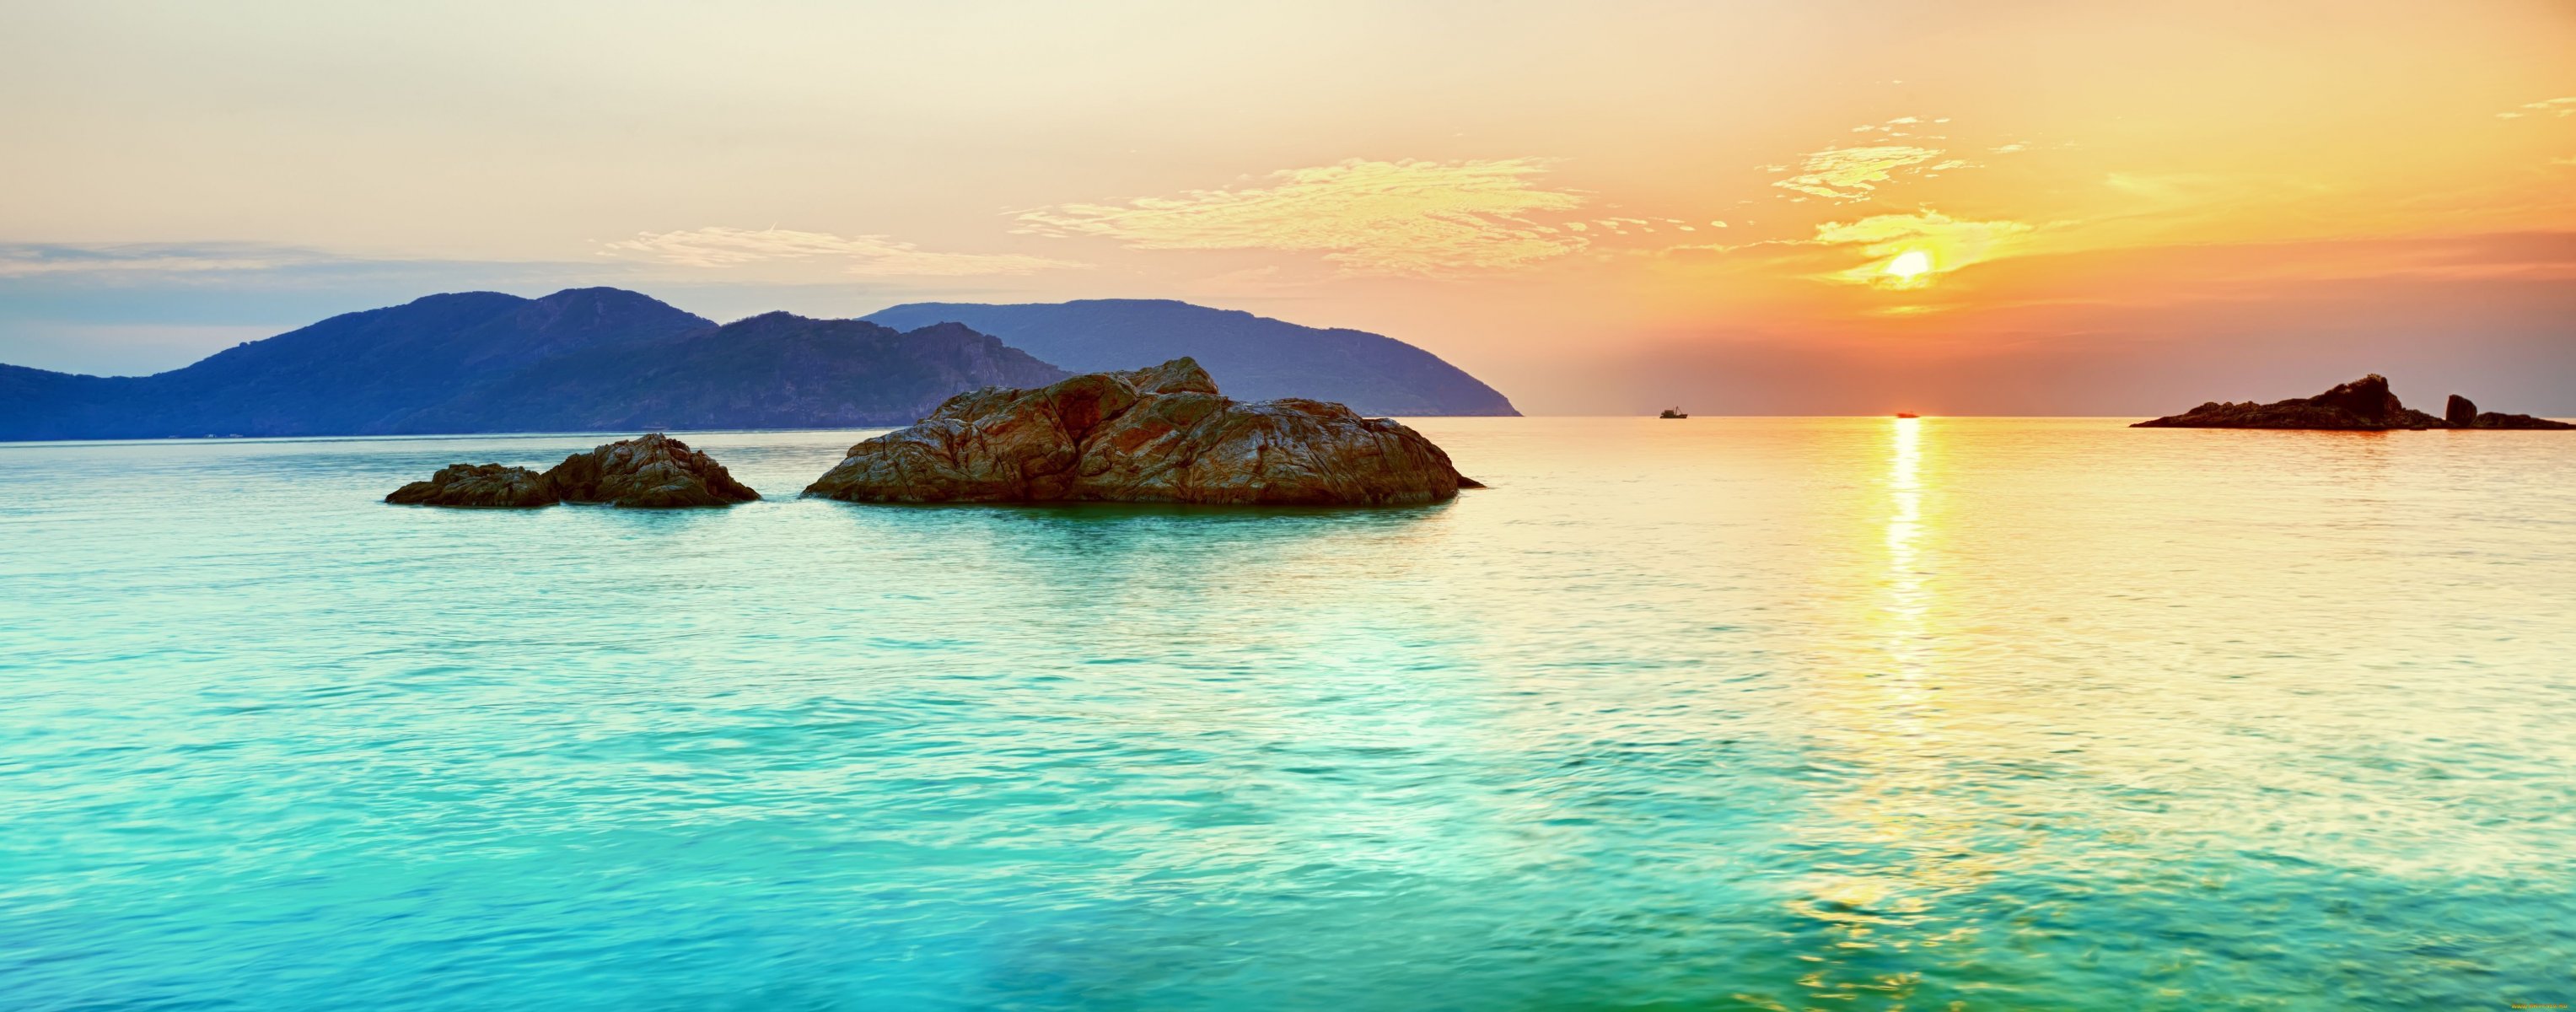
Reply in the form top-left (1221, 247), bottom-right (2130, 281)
top-left (2102, 172), bottom-right (2234, 202)
top-left (1842, 116), bottom-right (1944, 141)
top-left (1014, 159), bottom-right (1589, 276)
top-left (1772, 146), bottom-right (1961, 201)
top-left (2496, 96), bottom-right (2576, 120)
top-left (0, 243), bottom-right (325, 278)
top-left (601, 227), bottom-right (1078, 276)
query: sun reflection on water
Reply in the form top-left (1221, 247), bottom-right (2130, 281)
top-left (1783, 416), bottom-right (2007, 1007)
top-left (1886, 415), bottom-right (1925, 658)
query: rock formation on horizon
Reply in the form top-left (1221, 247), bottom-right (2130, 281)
top-left (2445, 395), bottom-right (2479, 428)
top-left (2134, 374), bottom-right (2572, 430)
top-left (2439, 391), bottom-right (2576, 430)
top-left (2462, 412), bottom-right (2576, 429)
top-left (385, 433), bottom-right (759, 508)
top-left (803, 358), bottom-right (1480, 506)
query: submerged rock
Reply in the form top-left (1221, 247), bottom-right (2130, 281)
top-left (543, 433), bottom-right (761, 508)
top-left (385, 463), bottom-right (560, 508)
top-left (386, 433), bottom-right (758, 509)
top-left (2135, 374), bottom-right (2448, 429)
top-left (803, 358), bottom-right (1479, 506)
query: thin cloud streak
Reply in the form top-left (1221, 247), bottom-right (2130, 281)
top-left (0, 243), bottom-right (325, 278)
top-left (2496, 96), bottom-right (2576, 119)
top-left (602, 227), bottom-right (1080, 277)
top-left (1015, 159), bottom-right (1589, 277)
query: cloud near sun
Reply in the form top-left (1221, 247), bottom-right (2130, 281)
top-left (1807, 212), bottom-right (2032, 288)
top-left (601, 227), bottom-right (1078, 277)
top-left (1014, 159), bottom-right (1590, 277)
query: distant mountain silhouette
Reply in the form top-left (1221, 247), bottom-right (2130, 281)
top-left (859, 299), bottom-right (1519, 417)
top-left (0, 288), bottom-right (1067, 440)
top-left (392, 313), bottom-right (1066, 433)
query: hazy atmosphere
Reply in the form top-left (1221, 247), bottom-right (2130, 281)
top-left (6, 0), bottom-right (2569, 413)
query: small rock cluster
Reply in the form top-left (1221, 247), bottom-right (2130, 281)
top-left (2135, 374), bottom-right (2572, 430)
top-left (386, 433), bottom-right (760, 509)
top-left (387, 363), bottom-right (1486, 511)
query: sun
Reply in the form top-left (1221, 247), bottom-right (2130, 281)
top-left (1883, 249), bottom-right (1933, 281)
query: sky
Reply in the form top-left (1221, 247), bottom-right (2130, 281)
top-left (3, 0), bottom-right (2572, 414)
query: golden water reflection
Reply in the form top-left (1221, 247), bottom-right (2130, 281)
top-left (1887, 415), bottom-right (1926, 676)
top-left (1784, 417), bottom-right (2005, 1008)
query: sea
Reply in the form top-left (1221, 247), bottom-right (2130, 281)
top-left (3, 417), bottom-right (2572, 1010)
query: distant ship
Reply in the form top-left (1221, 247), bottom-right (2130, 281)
top-left (1895, 412), bottom-right (1919, 418)
top-left (1659, 407), bottom-right (1688, 419)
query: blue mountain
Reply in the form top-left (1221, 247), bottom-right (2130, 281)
top-left (0, 288), bottom-right (1066, 440)
top-left (860, 299), bottom-right (1519, 416)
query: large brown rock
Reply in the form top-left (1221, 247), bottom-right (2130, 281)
top-left (2134, 374), bottom-right (2448, 429)
top-left (543, 433), bottom-right (760, 508)
top-left (2444, 395), bottom-right (2478, 428)
top-left (803, 358), bottom-right (1480, 506)
top-left (385, 464), bottom-right (560, 508)
top-left (386, 433), bottom-right (758, 509)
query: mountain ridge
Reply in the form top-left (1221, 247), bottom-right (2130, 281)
top-left (2, 289), bottom-right (1525, 441)
top-left (860, 298), bottom-right (1519, 417)
top-left (0, 288), bottom-right (1066, 440)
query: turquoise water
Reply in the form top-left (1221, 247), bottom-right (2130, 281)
top-left (4, 418), bottom-right (2573, 1010)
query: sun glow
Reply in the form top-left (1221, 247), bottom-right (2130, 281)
top-left (1817, 213), bottom-right (2030, 290)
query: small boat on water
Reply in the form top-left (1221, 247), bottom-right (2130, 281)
top-left (1895, 412), bottom-right (1919, 418)
top-left (1658, 407), bottom-right (1688, 419)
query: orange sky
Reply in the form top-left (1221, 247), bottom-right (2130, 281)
top-left (2, 0), bottom-right (2570, 412)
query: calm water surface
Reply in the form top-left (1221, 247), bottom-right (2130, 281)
top-left (4, 418), bottom-right (2573, 1010)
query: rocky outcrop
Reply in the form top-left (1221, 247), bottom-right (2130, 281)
top-left (386, 433), bottom-right (758, 508)
top-left (385, 464), bottom-right (561, 508)
top-left (2433, 392), bottom-right (2576, 429)
top-left (542, 433), bottom-right (760, 508)
top-left (2138, 374), bottom-right (2452, 429)
top-left (803, 358), bottom-right (1480, 506)
top-left (2463, 411), bottom-right (2576, 430)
